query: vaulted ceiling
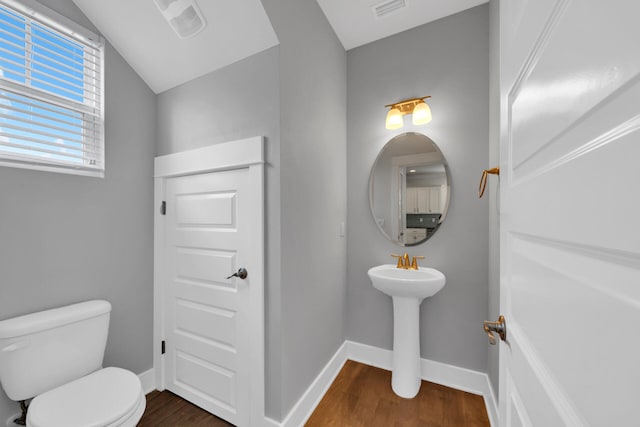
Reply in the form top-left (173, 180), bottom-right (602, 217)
top-left (316, 0), bottom-right (488, 50)
top-left (71, 0), bottom-right (278, 93)
top-left (71, 0), bottom-right (488, 94)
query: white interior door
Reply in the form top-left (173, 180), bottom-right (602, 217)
top-left (154, 138), bottom-right (265, 427)
top-left (164, 169), bottom-right (252, 425)
top-left (499, 1), bottom-right (640, 426)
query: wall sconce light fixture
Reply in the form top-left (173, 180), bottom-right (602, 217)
top-left (385, 96), bottom-right (432, 129)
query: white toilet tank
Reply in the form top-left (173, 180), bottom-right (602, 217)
top-left (0, 300), bottom-right (111, 402)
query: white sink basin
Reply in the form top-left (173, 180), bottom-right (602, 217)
top-left (368, 263), bottom-right (446, 399)
top-left (368, 264), bottom-right (445, 299)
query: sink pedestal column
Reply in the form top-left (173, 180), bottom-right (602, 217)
top-left (391, 296), bottom-right (422, 398)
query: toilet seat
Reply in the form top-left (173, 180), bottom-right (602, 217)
top-left (26, 367), bottom-right (145, 427)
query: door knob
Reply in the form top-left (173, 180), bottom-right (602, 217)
top-left (226, 268), bottom-right (248, 280)
top-left (483, 315), bottom-right (506, 345)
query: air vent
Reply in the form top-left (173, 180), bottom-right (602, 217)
top-left (373, 0), bottom-right (407, 18)
top-left (153, 0), bottom-right (207, 39)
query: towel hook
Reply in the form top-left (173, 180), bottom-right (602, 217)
top-left (478, 167), bottom-right (499, 198)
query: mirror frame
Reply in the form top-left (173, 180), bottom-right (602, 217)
top-left (368, 132), bottom-right (451, 246)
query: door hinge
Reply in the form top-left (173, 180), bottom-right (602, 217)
top-left (161, 340), bottom-right (166, 354)
top-left (160, 201), bottom-right (166, 215)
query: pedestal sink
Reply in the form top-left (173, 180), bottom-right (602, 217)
top-left (368, 264), bottom-right (446, 398)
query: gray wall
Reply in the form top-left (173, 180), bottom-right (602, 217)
top-left (346, 5), bottom-right (490, 373)
top-left (156, 1), bottom-right (348, 415)
top-left (156, 47), bottom-right (284, 417)
top-left (261, 0), bottom-right (348, 419)
top-left (487, 0), bottom-right (501, 397)
top-left (0, 1), bottom-right (490, 423)
top-left (0, 0), bottom-right (156, 421)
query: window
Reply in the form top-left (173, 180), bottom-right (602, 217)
top-left (0, 0), bottom-right (104, 177)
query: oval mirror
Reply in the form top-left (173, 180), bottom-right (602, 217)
top-left (369, 132), bottom-right (451, 246)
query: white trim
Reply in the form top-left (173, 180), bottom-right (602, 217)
top-left (345, 340), bottom-right (392, 369)
top-left (0, 160), bottom-right (103, 177)
top-left (262, 417), bottom-right (281, 427)
top-left (279, 342), bottom-right (348, 427)
top-left (0, 0), bottom-right (104, 46)
top-left (484, 374), bottom-right (499, 427)
top-left (421, 356), bottom-right (490, 396)
top-left (138, 368), bottom-right (156, 395)
top-left (248, 160), bottom-right (266, 427)
top-left (154, 137), bottom-right (264, 178)
top-left (153, 174), bottom-right (166, 392)
top-left (153, 136), bottom-right (265, 425)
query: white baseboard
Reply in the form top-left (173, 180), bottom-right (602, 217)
top-left (344, 340), bottom-right (392, 369)
top-left (138, 368), bottom-right (156, 395)
top-left (483, 376), bottom-right (499, 427)
top-left (422, 355), bottom-right (498, 427)
top-left (279, 342), bottom-right (348, 427)
top-left (262, 416), bottom-right (281, 427)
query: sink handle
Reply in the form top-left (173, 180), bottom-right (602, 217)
top-left (410, 256), bottom-right (425, 270)
top-left (483, 315), bottom-right (507, 345)
top-left (391, 254), bottom-right (404, 269)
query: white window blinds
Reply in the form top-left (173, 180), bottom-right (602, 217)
top-left (0, 0), bottom-right (104, 176)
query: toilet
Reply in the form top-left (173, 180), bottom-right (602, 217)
top-left (0, 300), bottom-right (145, 427)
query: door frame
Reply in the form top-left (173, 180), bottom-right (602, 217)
top-left (153, 136), bottom-right (265, 424)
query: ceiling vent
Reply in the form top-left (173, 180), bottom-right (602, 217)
top-left (373, 0), bottom-right (407, 18)
top-left (153, 0), bottom-right (207, 39)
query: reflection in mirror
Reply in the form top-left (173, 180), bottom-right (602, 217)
top-left (369, 132), bottom-right (450, 246)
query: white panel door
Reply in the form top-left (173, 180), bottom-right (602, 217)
top-left (164, 169), bottom-right (252, 426)
top-left (417, 187), bottom-right (430, 213)
top-left (406, 187), bottom-right (418, 213)
top-left (427, 186), bottom-right (441, 213)
top-left (499, 0), bottom-right (640, 426)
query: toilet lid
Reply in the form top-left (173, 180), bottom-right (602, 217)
top-left (27, 367), bottom-right (143, 427)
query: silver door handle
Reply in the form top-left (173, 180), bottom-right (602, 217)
top-left (483, 315), bottom-right (506, 345)
top-left (226, 268), bottom-right (248, 280)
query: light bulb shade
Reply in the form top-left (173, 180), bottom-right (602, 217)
top-left (385, 107), bottom-right (403, 129)
top-left (412, 101), bottom-right (432, 125)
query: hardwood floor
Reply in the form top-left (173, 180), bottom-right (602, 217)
top-left (139, 361), bottom-right (490, 427)
top-left (138, 390), bottom-right (232, 427)
top-left (306, 361), bottom-right (490, 427)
